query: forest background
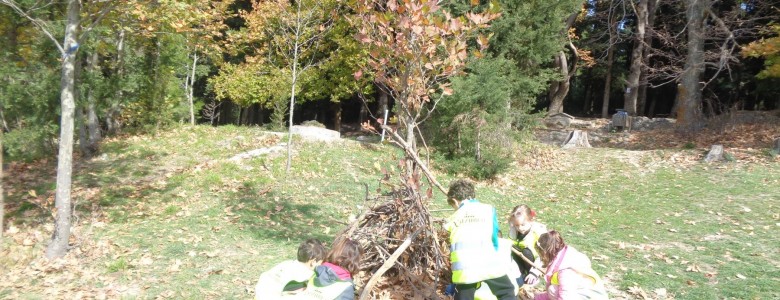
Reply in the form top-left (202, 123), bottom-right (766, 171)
top-left (1, 0), bottom-right (780, 298)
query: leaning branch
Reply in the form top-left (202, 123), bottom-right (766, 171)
top-left (358, 229), bottom-right (421, 300)
top-left (381, 125), bottom-right (446, 195)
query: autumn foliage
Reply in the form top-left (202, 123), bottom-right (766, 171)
top-left (742, 24), bottom-right (780, 79)
top-left (352, 0), bottom-right (500, 146)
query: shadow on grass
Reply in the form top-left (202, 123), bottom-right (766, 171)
top-left (231, 185), bottom-right (332, 243)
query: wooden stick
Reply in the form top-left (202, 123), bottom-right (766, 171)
top-left (511, 247), bottom-right (547, 275)
top-left (358, 229), bottom-right (421, 300)
top-left (381, 125), bottom-right (447, 195)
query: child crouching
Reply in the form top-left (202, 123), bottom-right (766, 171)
top-left (508, 204), bottom-right (547, 287)
top-left (293, 238), bottom-right (362, 300)
top-left (255, 238), bottom-right (327, 299)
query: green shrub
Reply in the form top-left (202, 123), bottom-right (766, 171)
top-left (301, 120), bottom-right (326, 128)
top-left (106, 258), bottom-right (128, 273)
top-left (437, 152), bottom-right (513, 180)
top-left (3, 124), bottom-right (58, 162)
top-left (724, 152), bottom-right (736, 162)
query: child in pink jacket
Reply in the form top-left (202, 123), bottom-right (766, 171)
top-left (533, 231), bottom-right (608, 300)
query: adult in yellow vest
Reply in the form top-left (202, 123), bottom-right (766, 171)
top-left (445, 179), bottom-right (516, 300)
top-left (534, 231), bottom-right (609, 300)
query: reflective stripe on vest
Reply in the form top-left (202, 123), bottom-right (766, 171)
top-left (448, 202), bottom-right (504, 284)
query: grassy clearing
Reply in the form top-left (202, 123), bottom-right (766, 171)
top-left (1, 125), bottom-right (779, 299)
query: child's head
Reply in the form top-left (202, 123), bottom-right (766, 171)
top-left (508, 204), bottom-right (536, 234)
top-left (298, 238), bottom-right (327, 268)
top-left (326, 238), bottom-right (362, 275)
top-left (535, 230), bottom-right (566, 267)
top-left (447, 179), bottom-right (475, 209)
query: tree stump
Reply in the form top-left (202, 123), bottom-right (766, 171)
top-left (704, 144), bottom-right (724, 162)
top-left (561, 130), bottom-right (592, 149)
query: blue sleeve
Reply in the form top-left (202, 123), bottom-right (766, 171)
top-left (492, 207), bottom-right (499, 251)
top-left (335, 284), bottom-right (355, 300)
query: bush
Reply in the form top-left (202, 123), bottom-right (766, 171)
top-left (432, 121), bottom-right (517, 180)
top-left (3, 124), bottom-right (58, 162)
top-left (301, 120), bottom-right (326, 128)
top-left (436, 151), bottom-right (513, 180)
top-left (426, 56), bottom-right (535, 179)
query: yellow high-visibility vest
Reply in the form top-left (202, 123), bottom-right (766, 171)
top-left (512, 222), bottom-right (547, 260)
top-left (446, 201), bottom-right (505, 284)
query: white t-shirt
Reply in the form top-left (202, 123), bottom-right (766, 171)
top-left (255, 260), bottom-right (313, 300)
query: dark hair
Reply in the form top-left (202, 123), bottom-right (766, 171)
top-left (297, 238), bottom-right (327, 263)
top-left (535, 230), bottom-right (566, 267)
top-left (447, 179), bottom-right (475, 203)
top-left (326, 238), bottom-right (362, 275)
top-left (508, 204), bottom-right (534, 223)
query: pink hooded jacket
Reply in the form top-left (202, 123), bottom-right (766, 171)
top-left (534, 246), bottom-right (608, 300)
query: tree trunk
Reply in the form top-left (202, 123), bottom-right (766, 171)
top-left (257, 105), bottom-right (264, 125)
top-left (678, 0), bottom-right (708, 130)
top-left (624, 0), bottom-right (649, 116)
top-left (637, 0), bottom-right (658, 116)
top-left (475, 127), bottom-right (481, 161)
top-left (188, 52), bottom-right (198, 125)
top-left (1, 128), bottom-right (4, 240)
top-left (86, 52), bottom-right (101, 152)
top-left (378, 84), bottom-right (388, 118)
top-left (286, 0), bottom-right (303, 174)
top-left (46, 0), bottom-right (80, 259)
top-left (240, 106), bottom-right (249, 125)
top-left (561, 130), bottom-right (592, 149)
top-left (601, 45), bottom-right (615, 118)
top-left (106, 28), bottom-right (125, 135)
top-left (75, 54), bottom-right (92, 157)
top-left (548, 51), bottom-right (570, 115)
top-left (547, 12), bottom-right (579, 115)
top-left (78, 108), bottom-right (90, 156)
top-left (359, 101), bottom-right (367, 124)
top-left (648, 93), bottom-right (657, 118)
top-left (331, 100), bottom-right (342, 132)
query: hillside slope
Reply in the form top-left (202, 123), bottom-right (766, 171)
top-left (2, 125), bottom-right (779, 299)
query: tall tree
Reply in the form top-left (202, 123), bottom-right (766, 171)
top-left (677, 0), bottom-right (709, 129)
top-left (1, 0), bottom-right (114, 259)
top-left (623, 0), bottom-right (650, 116)
top-left (1, 127), bottom-right (3, 240)
top-left (548, 11), bottom-right (581, 115)
top-left (636, 0), bottom-right (658, 116)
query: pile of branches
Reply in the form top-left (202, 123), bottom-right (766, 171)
top-left (337, 169), bottom-right (451, 299)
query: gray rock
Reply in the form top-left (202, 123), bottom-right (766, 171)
top-left (545, 113), bottom-right (574, 129)
top-left (290, 125), bottom-right (340, 142)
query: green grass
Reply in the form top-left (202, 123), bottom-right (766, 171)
top-left (2, 125), bottom-right (779, 299)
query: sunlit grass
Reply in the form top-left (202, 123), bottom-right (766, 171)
top-left (2, 125), bottom-right (778, 299)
